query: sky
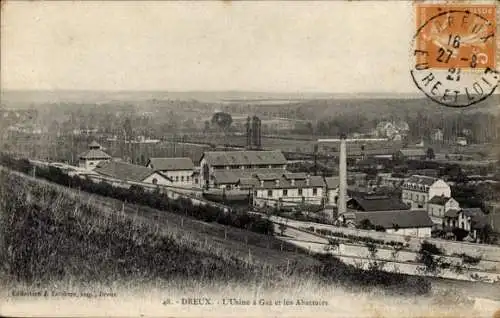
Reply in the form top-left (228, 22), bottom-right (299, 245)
top-left (2, 1), bottom-right (423, 93)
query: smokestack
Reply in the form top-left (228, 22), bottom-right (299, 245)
top-left (338, 134), bottom-right (347, 216)
top-left (246, 116), bottom-right (252, 149)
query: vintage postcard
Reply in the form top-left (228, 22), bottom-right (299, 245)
top-left (1, 1), bottom-right (499, 317)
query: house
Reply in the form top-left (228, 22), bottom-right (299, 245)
top-left (443, 208), bottom-right (487, 240)
top-left (427, 195), bottom-right (460, 225)
top-left (456, 137), bottom-right (467, 146)
top-left (401, 175), bottom-right (451, 210)
top-left (212, 168), bottom-right (285, 190)
top-left (347, 194), bottom-right (409, 212)
top-left (146, 157), bottom-right (195, 187)
top-left (94, 161), bottom-right (172, 185)
top-left (394, 148), bottom-right (426, 160)
top-left (253, 173), bottom-right (325, 208)
top-left (344, 209), bottom-right (432, 237)
top-left (324, 176), bottom-right (340, 207)
top-left (199, 150), bottom-right (287, 188)
top-left (78, 141), bottom-right (112, 170)
top-left (431, 129), bottom-right (444, 142)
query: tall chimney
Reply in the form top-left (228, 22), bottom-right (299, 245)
top-left (338, 134), bottom-right (347, 216)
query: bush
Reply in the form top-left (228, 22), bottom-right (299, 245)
top-left (420, 241), bottom-right (444, 255)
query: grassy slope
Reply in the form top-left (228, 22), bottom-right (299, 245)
top-left (0, 169), bottom-right (320, 288)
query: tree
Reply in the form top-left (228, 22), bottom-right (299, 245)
top-left (211, 112), bottom-right (232, 132)
top-left (359, 219), bottom-right (374, 230)
top-left (426, 147), bottom-right (435, 160)
top-left (452, 228), bottom-right (469, 241)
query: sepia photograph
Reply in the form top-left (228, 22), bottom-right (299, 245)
top-left (0, 1), bottom-right (499, 317)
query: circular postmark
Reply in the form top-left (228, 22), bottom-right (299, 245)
top-left (411, 7), bottom-right (499, 108)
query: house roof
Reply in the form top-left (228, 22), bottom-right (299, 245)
top-left (399, 149), bottom-right (426, 157)
top-left (256, 175), bottom-right (325, 189)
top-left (284, 172), bottom-right (307, 180)
top-left (213, 168), bottom-right (284, 184)
top-left (147, 157), bottom-right (194, 171)
top-left (201, 150), bottom-right (287, 166)
top-left (428, 195), bottom-right (452, 206)
top-left (325, 176), bottom-right (340, 189)
top-left (94, 161), bottom-right (166, 182)
top-left (348, 194), bottom-right (409, 211)
top-left (354, 209), bottom-right (433, 229)
top-left (444, 209), bottom-right (461, 218)
top-left (78, 149), bottom-right (112, 160)
top-left (405, 175), bottom-right (438, 186)
top-left (89, 141), bottom-right (101, 148)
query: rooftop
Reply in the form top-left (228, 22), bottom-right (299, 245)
top-left (348, 194), bottom-right (409, 211)
top-left (147, 157), bottom-right (194, 171)
top-left (213, 168), bottom-right (285, 184)
top-left (94, 161), bottom-right (163, 182)
top-left (78, 149), bottom-right (112, 160)
top-left (354, 209), bottom-right (433, 229)
top-left (325, 176), bottom-right (340, 189)
top-left (201, 150), bottom-right (287, 166)
top-left (405, 175), bottom-right (438, 186)
top-left (428, 195), bottom-right (452, 206)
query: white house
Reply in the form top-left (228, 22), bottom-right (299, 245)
top-left (347, 209), bottom-right (433, 238)
top-left (427, 195), bottom-right (460, 225)
top-left (146, 157), bottom-right (195, 187)
top-left (94, 161), bottom-right (172, 186)
top-left (252, 172), bottom-right (325, 208)
top-left (402, 175), bottom-right (451, 210)
top-left (78, 141), bottom-right (112, 170)
top-left (199, 150), bottom-right (287, 188)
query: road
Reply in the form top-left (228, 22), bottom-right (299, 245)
top-left (267, 214), bottom-right (500, 284)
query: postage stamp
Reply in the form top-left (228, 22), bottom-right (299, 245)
top-left (411, 2), bottom-right (499, 107)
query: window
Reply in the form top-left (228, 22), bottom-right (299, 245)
top-left (181, 176), bottom-right (184, 182)
top-left (283, 189), bottom-right (288, 196)
top-left (152, 178), bottom-right (158, 185)
top-left (186, 176), bottom-right (190, 182)
top-left (267, 190), bottom-right (272, 197)
top-left (195, 178), bottom-right (198, 184)
top-left (298, 188), bottom-right (303, 195)
top-left (176, 176), bottom-right (179, 182)
top-left (313, 188), bottom-right (318, 195)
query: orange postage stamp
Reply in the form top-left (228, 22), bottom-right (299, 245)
top-left (411, 1), bottom-right (498, 107)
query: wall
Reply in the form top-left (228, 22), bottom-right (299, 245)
top-left (429, 180), bottom-right (451, 198)
top-left (327, 188), bottom-right (339, 206)
top-left (79, 159), bottom-right (110, 170)
top-left (158, 169), bottom-right (195, 187)
top-left (142, 172), bottom-right (172, 186)
top-left (254, 186), bottom-right (323, 207)
top-left (386, 227), bottom-right (431, 238)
